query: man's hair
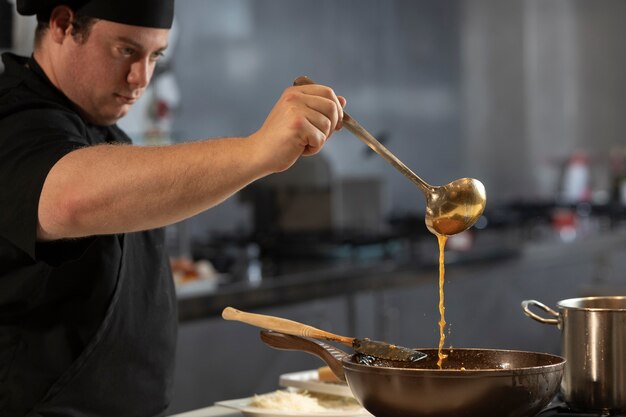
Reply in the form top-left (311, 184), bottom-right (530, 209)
top-left (34, 14), bottom-right (99, 49)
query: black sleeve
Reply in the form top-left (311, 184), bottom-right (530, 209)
top-left (0, 108), bottom-right (90, 260)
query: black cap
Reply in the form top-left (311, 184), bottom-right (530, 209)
top-left (17, 0), bottom-right (175, 29)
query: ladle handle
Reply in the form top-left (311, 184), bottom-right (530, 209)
top-left (222, 307), bottom-right (354, 346)
top-left (293, 76), bottom-right (432, 194)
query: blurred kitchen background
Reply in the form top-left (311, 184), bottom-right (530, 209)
top-left (3, 0), bottom-right (626, 413)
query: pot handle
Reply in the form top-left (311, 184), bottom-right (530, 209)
top-left (521, 300), bottom-right (559, 325)
top-left (259, 330), bottom-right (347, 381)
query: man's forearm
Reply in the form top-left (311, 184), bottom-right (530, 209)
top-left (37, 136), bottom-right (268, 240)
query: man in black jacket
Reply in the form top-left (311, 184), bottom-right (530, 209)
top-left (0, 1), bottom-right (345, 415)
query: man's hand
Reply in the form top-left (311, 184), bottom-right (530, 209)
top-left (250, 83), bottom-right (346, 173)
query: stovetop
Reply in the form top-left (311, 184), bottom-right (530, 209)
top-left (537, 396), bottom-right (626, 417)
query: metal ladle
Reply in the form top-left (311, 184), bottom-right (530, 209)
top-left (294, 76), bottom-right (487, 236)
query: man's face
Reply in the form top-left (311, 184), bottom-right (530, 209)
top-left (56, 20), bottom-right (169, 126)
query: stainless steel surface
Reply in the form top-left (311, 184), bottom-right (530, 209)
top-left (521, 299), bottom-right (560, 325)
top-left (523, 296), bottom-right (626, 412)
top-left (293, 76), bottom-right (487, 236)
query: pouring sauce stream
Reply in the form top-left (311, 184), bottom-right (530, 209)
top-left (437, 234), bottom-right (448, 368)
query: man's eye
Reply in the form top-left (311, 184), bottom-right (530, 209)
top-left (119, 47), bottom-right (134, 57)
top-left (151, 51), bottom-right (165, 62)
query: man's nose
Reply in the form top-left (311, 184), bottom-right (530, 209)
top-left (127, 60), bottom-right (152, 89)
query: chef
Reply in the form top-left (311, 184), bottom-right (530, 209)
top-left (0, 0), bottom-right (345, 415)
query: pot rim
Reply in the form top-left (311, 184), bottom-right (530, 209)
top-left (557, 295), bottom-right (626, 311)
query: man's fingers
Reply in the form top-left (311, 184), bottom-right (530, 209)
top-left (297, 115), bottom-right (327, 155)
top-left (302, 97), bottom-right (340, 137)
top-left (293, 84), bottom-right (344, 129)
top-left (336, 96), bottom-right (347, 130)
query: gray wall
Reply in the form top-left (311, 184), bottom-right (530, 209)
top-left (170, 0), bottom-right (464, 236)
top-left (169, 0), bottom-right (626, 238)
top-left (462, 0), bottom-right (626, 202)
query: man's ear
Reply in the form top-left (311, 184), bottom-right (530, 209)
top-left (48, 6), bottom-right (75, 44)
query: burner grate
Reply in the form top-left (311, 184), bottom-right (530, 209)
top-left (537, 398), bottom-right (626, 417)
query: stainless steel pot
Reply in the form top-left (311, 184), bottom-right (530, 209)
top-left (522, 296), bottom-right (626, 413)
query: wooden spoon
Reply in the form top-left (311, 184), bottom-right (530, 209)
top-left (222, 307), bottom-right (426, 362)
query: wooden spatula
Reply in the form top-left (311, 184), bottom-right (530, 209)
top-left (222, 307), bottom-right (426, 362)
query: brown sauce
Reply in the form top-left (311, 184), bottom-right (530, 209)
top-left (432, 217), bottom-right (467, 236)
top-left (436, 234), bottom-right (448, 368)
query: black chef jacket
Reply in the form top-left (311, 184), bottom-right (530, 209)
top-left (0, 53), bottom-right (178, 417)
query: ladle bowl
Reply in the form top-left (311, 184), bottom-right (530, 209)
top-left (294, 76), bottom-right (487, 236)
top-left (424, 177), bottom-right (486, 236)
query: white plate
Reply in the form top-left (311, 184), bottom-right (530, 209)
top-left (215, 396), bottom-right (370, 417)
top-left (278, 370), bottom-right (352, 398)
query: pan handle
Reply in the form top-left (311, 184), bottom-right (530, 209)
top-left (521, 300), bottom-right (560, 325)
top-left (260, 330), bottom-right (347, 381)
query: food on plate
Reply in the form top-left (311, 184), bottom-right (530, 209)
top-left (248, 390), bottom-right (361, 412)
top-left (170, 257), bottom-right (217, 285)
top-left (317, 366), bottom-right (341, 382)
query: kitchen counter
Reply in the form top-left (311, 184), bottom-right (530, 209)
top-left (177, 222), bottom-right (626, 323)
top-left (177, 230), bottom-right (521, 322)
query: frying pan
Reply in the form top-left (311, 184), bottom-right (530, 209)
top-left (260, 330), bottom-right (565, 417)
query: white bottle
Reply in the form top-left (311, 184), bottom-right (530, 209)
top-left (562, 152), bottom-right (591, 204)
